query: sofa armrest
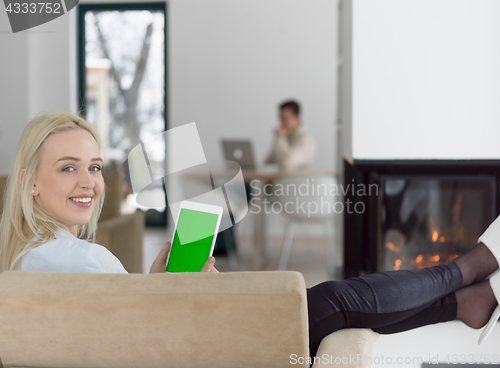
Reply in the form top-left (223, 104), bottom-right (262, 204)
top-left (96, 211), bottom-right (145, 273)
top-left (311, 328), bottom-right (379, 368)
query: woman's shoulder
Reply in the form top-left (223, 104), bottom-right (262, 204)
top-left (20, 230), bottom-right (128, 274)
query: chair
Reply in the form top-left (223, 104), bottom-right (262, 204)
top-left (96, 161), bottom-right (145, 273)
top-left (273, 174), bottom-right (338, 272)
top-left (0, 270), bottom-right (379, 368)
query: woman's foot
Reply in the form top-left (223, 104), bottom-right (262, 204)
top-left (456, 279), bottom-right (498, 329)
top-left (453, 242), bottom-right (499, 287)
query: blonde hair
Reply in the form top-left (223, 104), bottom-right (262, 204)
top-left (0, 112), bottom-right (106, 272)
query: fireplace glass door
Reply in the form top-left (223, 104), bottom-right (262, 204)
top-left (379, 175), bottom-right (496, 271)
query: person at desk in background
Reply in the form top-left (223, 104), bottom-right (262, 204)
top-left (264, 100), bottom-right (315, 169)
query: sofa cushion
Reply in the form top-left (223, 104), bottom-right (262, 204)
top-left (0, 270), bottom-right (310, 368)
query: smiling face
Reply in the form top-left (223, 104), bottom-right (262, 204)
top-left (32, 128), bottom-right (104, 236)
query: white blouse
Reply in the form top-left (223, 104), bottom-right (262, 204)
top-left (20, 227), bottom-right (128, 274)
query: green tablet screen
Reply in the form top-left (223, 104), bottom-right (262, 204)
top-left (166, 208), bottom-right (219, 272)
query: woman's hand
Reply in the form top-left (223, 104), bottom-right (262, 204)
top-left (200, 256), bottom-right (219, 273)
top-left (149, 241), bottom-right (172, 273)
top-left (149, 241), bottom-right (219, 273)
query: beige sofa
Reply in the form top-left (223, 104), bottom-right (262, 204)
top-left (0, 270), bottom-right (379, 368)
top-left (0, 161), bottom-right (145, 273)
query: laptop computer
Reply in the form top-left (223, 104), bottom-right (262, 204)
top-left (222, 140), bottom-right (257, 170)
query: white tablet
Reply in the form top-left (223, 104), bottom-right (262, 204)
top-left (165, 200), bottom-right (223, 272)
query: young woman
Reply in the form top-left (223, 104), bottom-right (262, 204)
top-left (0, 112), bottom-right (217, 275)
top-left (0, 112), bottom-right (499, 361)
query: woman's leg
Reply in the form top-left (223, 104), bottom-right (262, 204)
top-left (369, 279), bottom-right (498, 333)
top-left (306, 242), bottom-right (500, 359)
top-left (371, 292), bottom-right (458, 334)
top-left (453, 242), bottom-right (499, 286)
top-left (307, 261), bottom-right (463, 359)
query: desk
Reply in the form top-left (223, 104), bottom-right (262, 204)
top-left (241, 168), bottom-right (336, 269)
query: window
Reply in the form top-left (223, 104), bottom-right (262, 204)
top-left (77, 2), bottom-right (167, 226)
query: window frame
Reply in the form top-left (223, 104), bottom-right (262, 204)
top-left (77, 2), bottom-right (169, 227)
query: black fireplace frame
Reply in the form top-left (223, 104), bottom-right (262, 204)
top-left (343, 158), bottom-right (500, 279)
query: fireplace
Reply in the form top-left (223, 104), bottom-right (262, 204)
top-left (343, 159), bottom-right (500, 278)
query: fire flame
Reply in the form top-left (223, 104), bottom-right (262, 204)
top-left (385, 196), bottom-right (467, 271)
top-left (432, 230), bottom-right (439, 242)
top-left (431, 254), bottom-right (440, 262)
top-left (407, 253), bottom-right (457, 270)
top-left (394, 259), bottom-right (401, 271)
top-left (385, 242), bottom-right (401, 254)
top-left (429, 217), bottom-right (447, 243)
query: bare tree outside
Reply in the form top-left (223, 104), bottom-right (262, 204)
top-left (84, 9), bottom-right (166, 212)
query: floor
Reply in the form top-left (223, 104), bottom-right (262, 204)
top-left (143, 227), bottom-right (337, 288)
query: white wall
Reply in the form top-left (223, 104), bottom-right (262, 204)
top-left (0, 9), bottom-right (76, 176)
top-left (169, 0), bottom-right (337, 169)
top-left (338, 0), bottom-right (352, 172)
top-left (348, 0), bottom-right (500, 160)
top-left (0, 24), bottom-right (29, 176)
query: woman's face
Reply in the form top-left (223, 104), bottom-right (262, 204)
top-left (32, 128), bottom-right (104, 236)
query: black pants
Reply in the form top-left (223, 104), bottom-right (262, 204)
top-left (307, 261), bottom-right (463, 359)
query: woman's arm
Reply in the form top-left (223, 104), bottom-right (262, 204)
top-left (149, 241), bottom-right (219, 274)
